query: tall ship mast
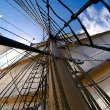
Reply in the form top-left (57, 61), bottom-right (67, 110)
top-left (0, 0), bottom-right (110, 110)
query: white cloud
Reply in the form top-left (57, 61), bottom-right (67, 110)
top-left (0, 14), bottom-right (3, 18)
top-left (86, 6), bottom-right (98, 20)
top-left (79, 6), bottom-right (110, 35)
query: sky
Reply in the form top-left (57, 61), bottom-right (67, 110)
top-left (0, 0), bottom-right (110, 68)
top-left (0, 0), bottom-right (109, 42)
top-left (80, 0), bottom-right (110, 35)
top-left (0, 0), bottom-right (44, 44)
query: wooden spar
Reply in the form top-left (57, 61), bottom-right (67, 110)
top-left (48, 39), bottom-right (89, 110)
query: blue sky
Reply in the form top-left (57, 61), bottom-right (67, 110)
top-left (0, 0), bottom-right (110, 44)
top-left (0, 0), bottom-right (44, 44)
top-left (0, 0), bottom-right (110, 68)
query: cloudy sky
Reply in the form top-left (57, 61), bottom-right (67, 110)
top-left (0, 0), bottom-right (110, 68)
top-left (80, 2), bottom-right (110, 35)
top-left (0, 0), bottom-right (109, 41)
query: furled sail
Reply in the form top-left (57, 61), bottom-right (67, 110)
top-left (0, 45), bottom-right (12, 55)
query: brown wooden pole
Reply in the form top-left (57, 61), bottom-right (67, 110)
top-left (49, 39), bottom-right (89, 110)
top-left (48, 60), bottom-right (56, 110)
